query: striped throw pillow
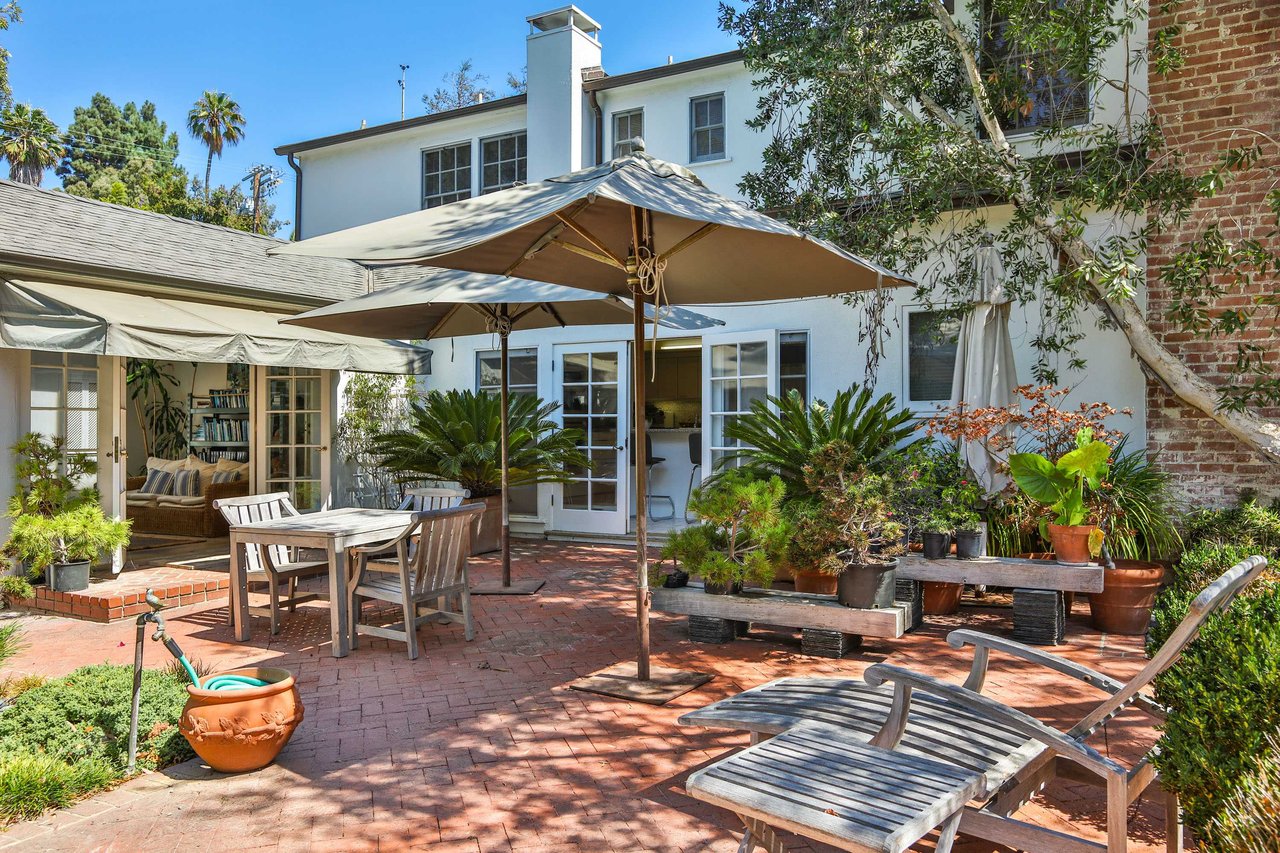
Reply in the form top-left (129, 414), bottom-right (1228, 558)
top-left (138, 468), bottom-right (174, 495)
top-left (210, 470), bottom-right (241, 485)
top-left (170, 469), bottom-right (201, 497)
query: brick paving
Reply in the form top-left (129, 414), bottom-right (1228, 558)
top-left (0, 541), bottom-right (1179, 852)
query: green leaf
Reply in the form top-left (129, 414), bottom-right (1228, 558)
top-left (1056, 440), bottom-right (1111, 480)
top-left (1009, 452), bottom-right (1072, 505)
top-left (1056, 488), bottom-right (1087, 526)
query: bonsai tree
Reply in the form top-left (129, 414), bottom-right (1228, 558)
top-left (942, 478), bottom-right (984, 535)
top-left (6, 433), bottom-right (98, 518)
top-left (372, 389), bottom-right (588, 498)
top-left (662, 470), bottom-right (786, 591)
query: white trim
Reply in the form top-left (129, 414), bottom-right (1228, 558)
top-left (900, 303), bottom-right (960, 415)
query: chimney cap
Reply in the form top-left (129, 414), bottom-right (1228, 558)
top-left (527, 5), bottom-right (601, 37)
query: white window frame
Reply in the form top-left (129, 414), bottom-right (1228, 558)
top-left (778, 330), bottom-right (810, 405)
top-left (901, 306), bottom-right (961, 414)
top-left (422, 140), bottom-right (473, 208)
top-left (479, 131), bottom-right (527, 194)
top-left (28, 351), bottom-right (101, 476)
top-left (701, 329), bottom-right (779, 475)
top-left (475, 346), bottom-right (539, 396)
top-left (612, 108), bottom-right (644, 158)
top-left (689, 93), bottom-right (726, 163)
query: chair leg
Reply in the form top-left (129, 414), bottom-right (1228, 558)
top-left (737, 816), bottom-right (785, 853)
top-left (1107, 773), bottom-right (1129, 853)
top-left (1164, 786), bottom-right (1183, 852)
top-left (460, 589), bottom-right (475, 642)
top-left (401, 596), bottom-right (419, 660)
top-left (287, 576), bottom-right (298, 612)
top-left (685, 464), bottom-right (701, 523)
top-left (935, 811), bottom-right (963, 853)
top-left (348, 590), bottom-right (361, 650)
top-left (267, 574), bottom-right (282, 636)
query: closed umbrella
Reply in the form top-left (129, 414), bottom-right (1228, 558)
top-left (285, 268), bottom-right (722, 595)
top-left (273, 146), bottom-right (911, 699)
top-left (950, 245), bottom-right (1018, 496)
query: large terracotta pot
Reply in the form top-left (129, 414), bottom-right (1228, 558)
top-left (922, 581), bottom-right (963, 615)
top-left (466, 495), bottom-right (503, 555)
top-left (1047, 524), bottom-right (1099, 565)
top-left (179, 667), bottom-right (303, 773)
top-left (793, 569), bottom-right (838, 595)
top-left (1089, 560), bottom-right (1166, 635)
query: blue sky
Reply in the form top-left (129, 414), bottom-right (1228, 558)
top-left (5, 1), bottom-right (738, 232)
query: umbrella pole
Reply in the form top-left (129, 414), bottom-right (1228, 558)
top-left (500, 326), bottom-right (512, 588)
top-left (631, 278), bottom-right (651, 682)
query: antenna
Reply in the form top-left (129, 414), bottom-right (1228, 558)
top-left (399, 64), bottom-right (410, 120)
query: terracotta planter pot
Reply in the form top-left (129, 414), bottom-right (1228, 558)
top-left (922, 581), bottom-right (963, 615)
top-left (793, 569), bottom-right (838, 596)
top-left (466, 495), bottom-right (503, 555)
top-left (179, 667), bottom-right (304, 773)
top-left (837, 559), bottom-right (898, 609)
top-left (1046, 524), bottom-right (1099, 565)
top-left (1089, 560), bottom-right (1166, 635)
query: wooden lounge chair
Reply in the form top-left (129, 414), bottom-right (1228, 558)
top-left (213, 492), bottom-right (330, 635)
top-left (347, 504), bottom-right (484, 659)
top-left (681, 555), bottom-right (1269, 853)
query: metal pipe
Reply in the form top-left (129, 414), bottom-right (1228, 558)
top-left (286, 153), bottom-right (303, 240)
top-left (499, 320), bottom-right (512, 588)
top-left (126, 610), bottom-right (149, 774)
top-left (587, 89), bottom-right (604, 166)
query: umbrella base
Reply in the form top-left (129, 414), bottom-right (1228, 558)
top-left (570, 661), bottom-right (712, 705)
top-left (470, 579), bottom-right (546, 596)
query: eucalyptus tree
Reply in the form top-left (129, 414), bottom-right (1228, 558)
top-left (0, 103), bottom-right (61, 185)
top-left (720, 0), bottom-right (1280, 464)
top-left (186, 91), bottom-right (245, 199)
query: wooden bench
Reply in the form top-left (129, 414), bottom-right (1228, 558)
top-left (897, 554), bottom-right (1105, 645)
top-left (651, 584), bottom-right (915, 658)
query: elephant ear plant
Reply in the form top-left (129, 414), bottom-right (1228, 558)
top-left (661, 471), bottom-right (786, 594)
top-left (1008, 427), bottom-right (1111, 564)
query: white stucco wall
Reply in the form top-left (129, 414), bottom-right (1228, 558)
top-left (0, 348), bottom-right (21, 545)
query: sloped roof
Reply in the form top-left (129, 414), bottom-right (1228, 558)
top-left (0, 178), bottom-right (375, 305)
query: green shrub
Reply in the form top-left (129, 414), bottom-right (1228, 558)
top-left (1149, 541), bottom-right (1280, 850)
top-left (1204, 731), bottom-right (1280, 852)
top-left (0, 577), bottom-right (32, 607)
top-left (0, 673), bottom-right (44, 700)
top-left (0, 623), bottom-right (23, 668)
top-left (0, 753), bottom-right (115, 821)
top-left (1183, 491), bottom-right (1280, 559)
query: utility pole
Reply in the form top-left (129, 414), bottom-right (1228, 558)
top-left (399, 64), bottom-right (410, 120)
top-left (243, 164), bottom-right (284, 234)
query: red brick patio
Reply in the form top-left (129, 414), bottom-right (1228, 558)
top-left (0, 541), bottom-right (1179, 852)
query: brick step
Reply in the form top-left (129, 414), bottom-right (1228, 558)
top-left (17, 568), bottom-right (229, 623)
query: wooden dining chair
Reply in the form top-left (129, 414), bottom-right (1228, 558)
top-left (213, 492), bottom-right (330, 635)
top-left (347, 503), bottom-right (484, 659)
top-left (397, 486), bottom-right (470, 511)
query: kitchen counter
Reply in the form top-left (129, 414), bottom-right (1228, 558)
top-left (641, 428), bottom-right (702, 520)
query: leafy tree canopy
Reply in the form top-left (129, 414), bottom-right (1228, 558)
top-left (57, 93), bottom-right (179, 194)
top-left (720, 0), bottom-right (1280, 464)
top-left (0, 2), bottom-right (21, 112)
top-left (0, 101), bottom-right (60, 185)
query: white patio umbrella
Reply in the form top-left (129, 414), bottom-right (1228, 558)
top-left (273, 146), bottom-right (911, 698)
top-left (285, 269), bottom-right (722, 595)
top-left (950, 245), bottom-right (1018, 496)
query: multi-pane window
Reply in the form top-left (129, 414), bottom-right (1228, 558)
top-left (265, 366), bottom-right (325, 512)
top-left (476, 348), bottom-right (538, 396)
top-left (707, 340), bottom-right (768, 470)
top-left (30, 351), bottom-right (99, 486)
top-left (982, 3), bottom-right (1089, 132)
top-left (612, 109), bottom-right (644, 158)
top-left (480, 131), bottom-right (527, 194)
top-left (779, 332), bottom-right (809, 404)
top-left (690, 94), bottom-right (726, 162)
top-left (906, 311), bottom-right (961, 405)
top-left (422, 142), bottom-right (472, 208)
top-left (477, 347), bottom-right (538, 514)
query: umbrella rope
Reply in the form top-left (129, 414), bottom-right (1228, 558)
top-left (485, 314), bottom-right (513, 337)
top-left (634, 245), bottom-right (669, 381)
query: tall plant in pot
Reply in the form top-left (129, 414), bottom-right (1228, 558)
top-left (1009, 428), bottom-right (1111, 565)
top-left (661, 471), bottom-right (784, 594)
top-left (2, 434), bottom-right (131, 591)
top-left (373, 389), bottom-right (588, 553)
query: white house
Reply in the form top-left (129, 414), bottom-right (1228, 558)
top-left (274, 5), bottom-right (1149, 539)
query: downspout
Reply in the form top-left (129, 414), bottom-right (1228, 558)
top-left (286, 152), bottom-right (303, 240)
top-left (587, 89), bottom-right (603, 166)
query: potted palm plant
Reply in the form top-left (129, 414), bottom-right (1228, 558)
top-left (372, 390), bottom-right (588, 554)
top-left (1009, 427), bottom-right (1111, 565)
top-left (2, 434), bottom-right (131, 591)
top-left (662, 471), bottom-right (784, 594)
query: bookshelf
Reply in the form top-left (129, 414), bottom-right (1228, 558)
top-left (188, 389), bottom-right (250, 463)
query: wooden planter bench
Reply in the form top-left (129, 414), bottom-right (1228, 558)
top-left (651, 583), bottom-right (918, 658)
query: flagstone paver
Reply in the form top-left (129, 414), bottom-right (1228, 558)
top-left (0, 541), bottom-right (1179, 851)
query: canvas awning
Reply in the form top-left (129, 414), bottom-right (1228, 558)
top-left (0, 278), bottom-right (431, 374)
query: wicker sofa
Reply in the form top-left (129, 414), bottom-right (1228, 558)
top-left (126, 474), bottom-right (250, 538)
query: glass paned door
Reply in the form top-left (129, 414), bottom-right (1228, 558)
top-left (29, 351), bottom-right (100, 489)
top-left (259, 366), bottom-right (331, 512)
top-left (702, 331), bottom-right (778, 475)
top-left (553, 342), bottom-right (628, 535)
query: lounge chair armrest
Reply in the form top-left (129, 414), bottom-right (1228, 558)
top-left (864, 663), bottom-right (1128, 779)
top-left (947, 629), bottom-right (1165, 719)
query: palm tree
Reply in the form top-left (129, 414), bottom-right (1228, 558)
top-left (0, 104), bottom-right (62, 186)
top-left (186, 91), bottom-right (245, 199)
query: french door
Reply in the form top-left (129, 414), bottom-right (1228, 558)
top-left (256, 366), bottom-right (332, 512)
top-left (553, 342), bottom-right (629, 534)
top-left (702, 330), bottom-right (779, 476)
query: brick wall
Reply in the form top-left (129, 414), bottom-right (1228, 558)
top-left (1144, 0), bottom-right (1280, 505)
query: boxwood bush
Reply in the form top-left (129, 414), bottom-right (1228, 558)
top-left (1149, 497), bottom-right (1280, 851)
top-left (0, 664), bottom-right (193, 822)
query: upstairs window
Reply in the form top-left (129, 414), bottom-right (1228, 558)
top-left (422, 142), bottom-right (471, 208)
top-left (689, 93), bottom-right (725, 162)
top-left (982, 2), bottom-right (1090, 132)
top-left (612, 109), bottom-right (644, 158)
top-left (905, 310), bottom-right (960, 407)
top-left (480, 131), bottom-right (527, 194)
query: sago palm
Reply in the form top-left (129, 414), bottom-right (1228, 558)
top-left (372, 389), bottom-right (589, 498)
top-left (186, 91), bottom-right (245, 199)
top-left (722, 386), bottom-right (918, 493)
top-left (0, 103), bottom-right (62, 186)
